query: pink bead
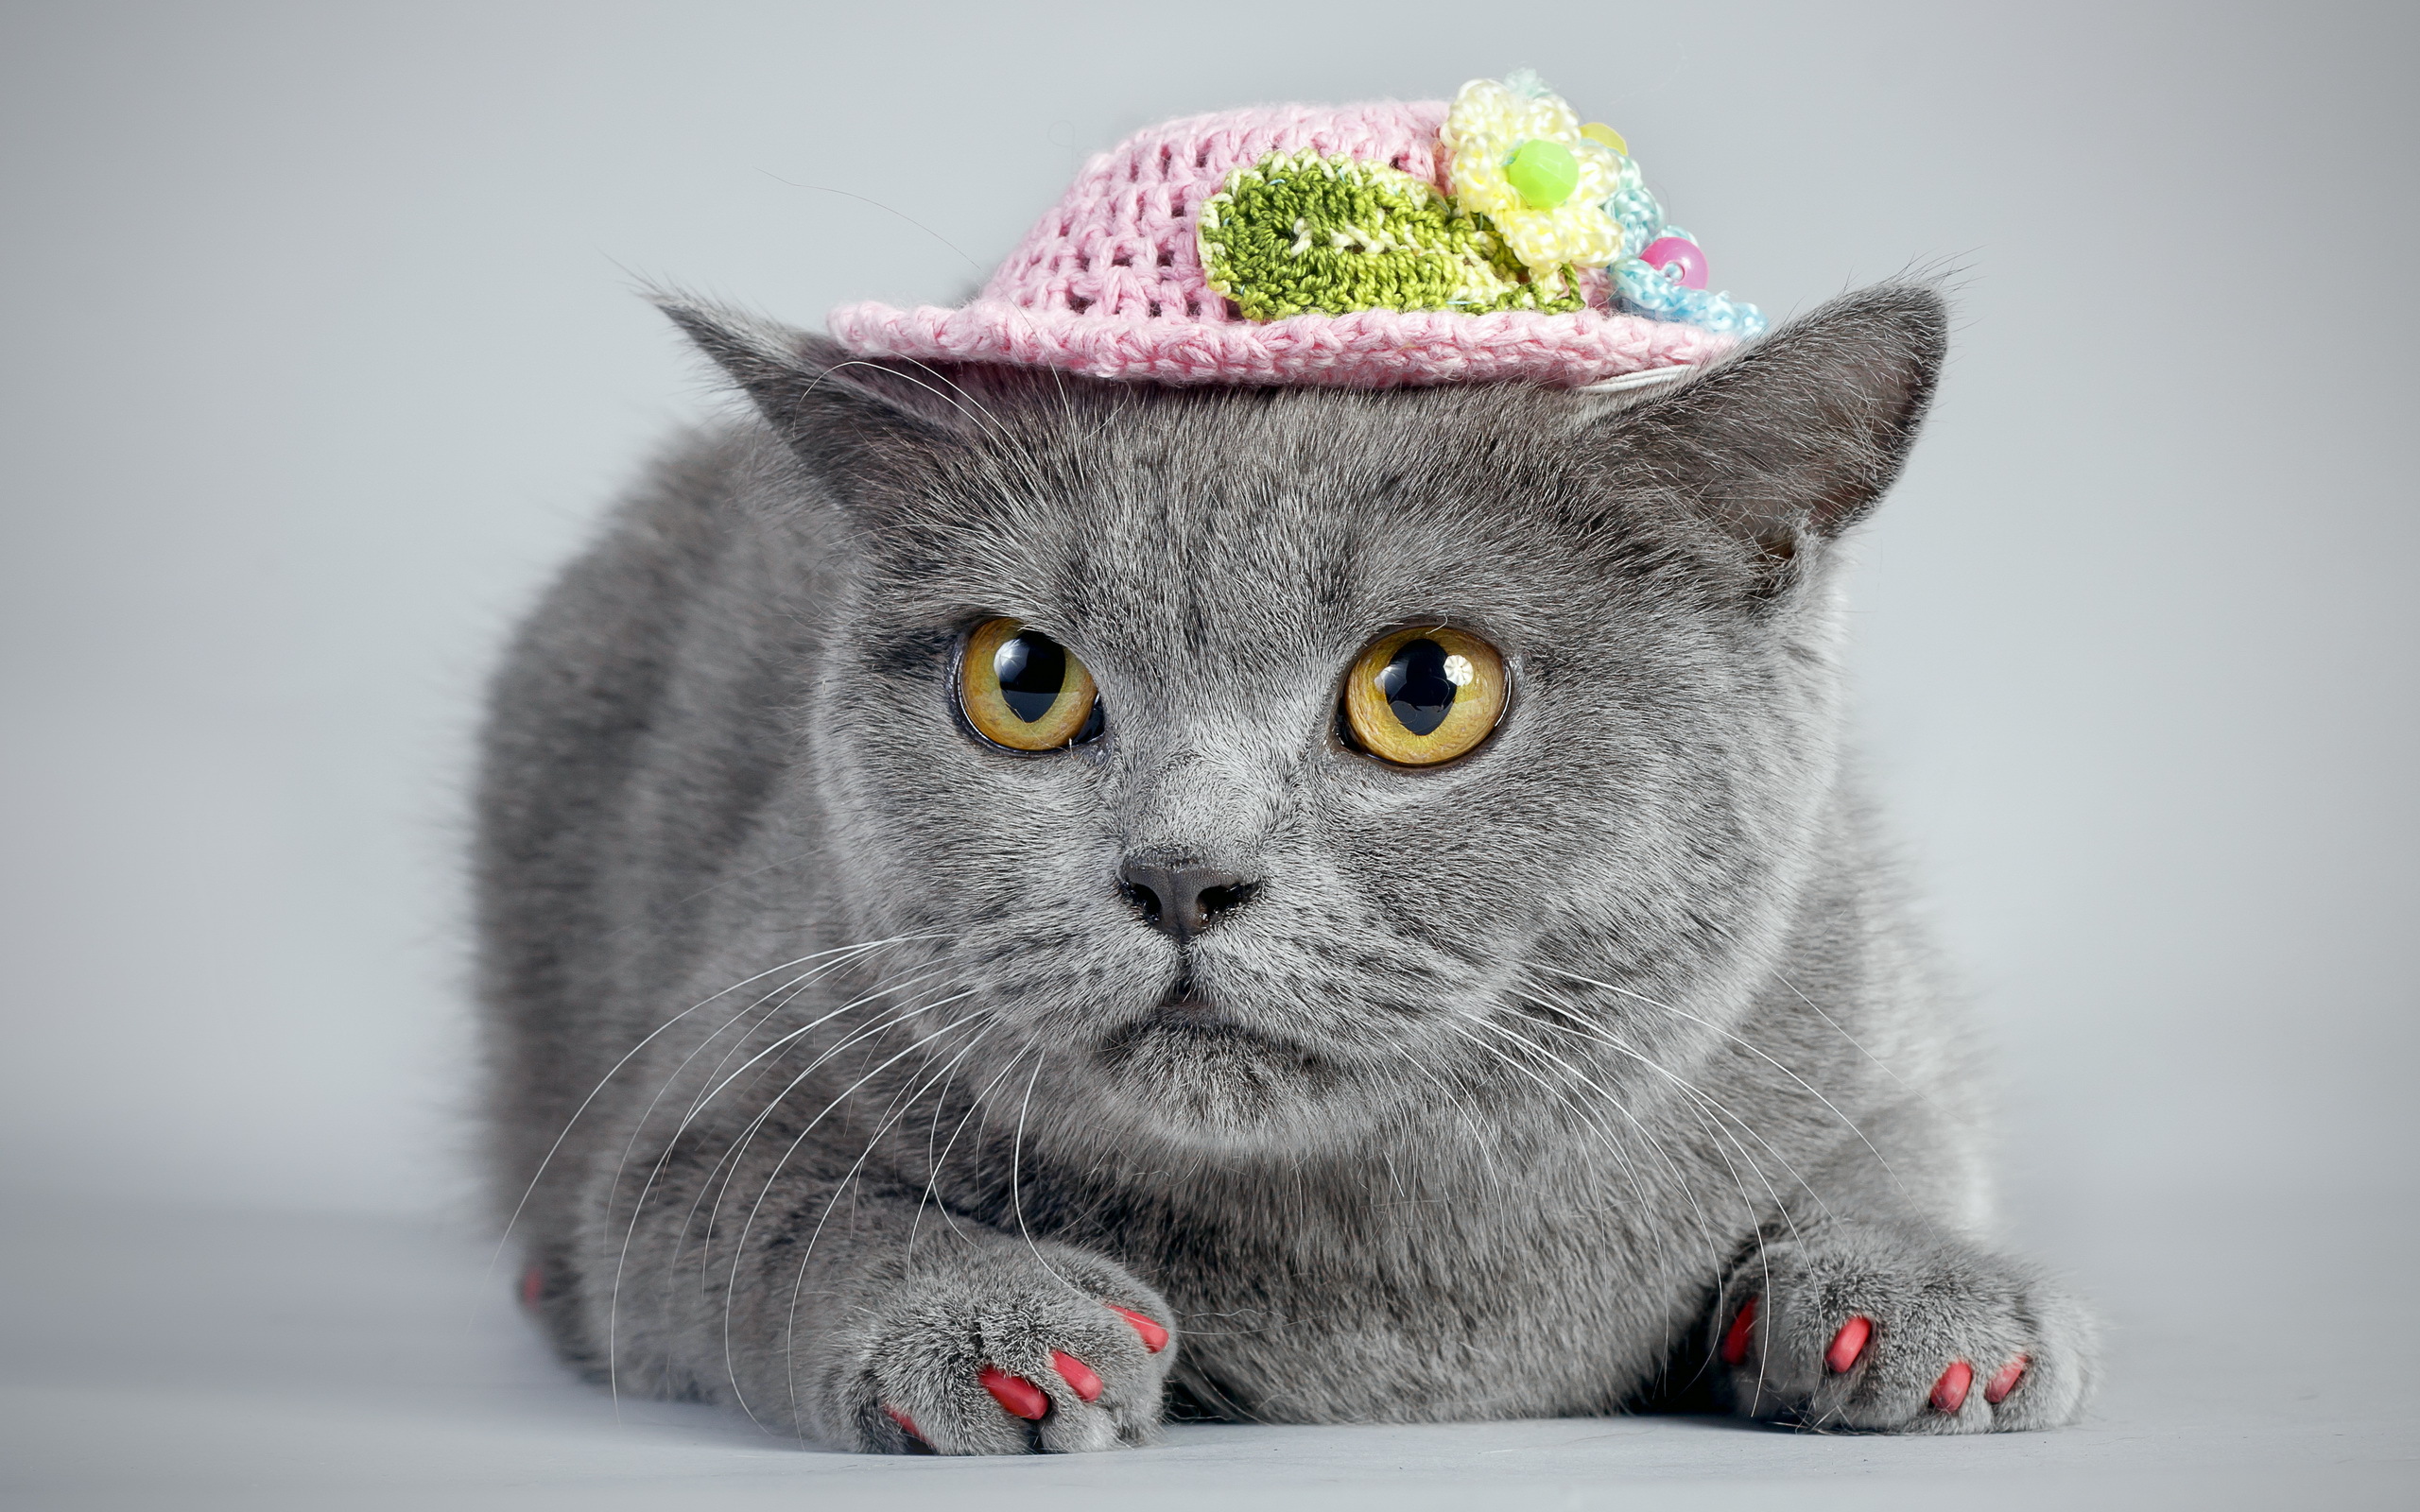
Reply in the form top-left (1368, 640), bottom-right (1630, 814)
top-left (1641, 235), bottom-right (1709, 290)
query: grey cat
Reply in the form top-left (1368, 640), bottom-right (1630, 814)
top-left (475, 282), bottom-right (2098, 1454)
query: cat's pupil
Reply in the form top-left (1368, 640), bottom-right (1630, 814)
top-left (1379, 638), bottom-right (1457, 736)
top-left (994, 632), bottom-right (1068, 723)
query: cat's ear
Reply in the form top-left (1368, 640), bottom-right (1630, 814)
top-left (654, 294), bottom-right (976, 490)
top-left (1590, 283), bottom-right (1947, 564)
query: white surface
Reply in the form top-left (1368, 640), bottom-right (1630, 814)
top-left (4, 1188), bottom-right (2409, 1510)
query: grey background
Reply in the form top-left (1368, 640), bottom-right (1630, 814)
top-left (3, 1), bottom-right (2412, 1505)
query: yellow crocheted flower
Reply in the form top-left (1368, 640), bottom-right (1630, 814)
top-left (1441, 76), bottom-right (1625, 280)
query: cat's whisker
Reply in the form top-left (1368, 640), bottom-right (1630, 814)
top-left (1512, 985), bottom-right (1805, 1207)
top-left (489, 934), bottom-right (933, 1275)
top-left (892, 356), bottom-right (1061, 488)
top-left (675, 962), bottom-right (959, 1129)
top-left (605, 973), bottom-right (968, 1414)
top-left (1530, 996), bottom-right (1788, 1403)
top-left (832, 357), bottom-right (1063, 509)
top-left (1006, 1050), bottom-right (1087, 1300)
top-left (1496, 987), bottom-right (1776, 1363)
top-left (685, 982), bottom-right (981, 1302)
top-left (682, 979), bottom-right (977, 1258)
top-left (1444, 1008), bottom-right (1746, 1351)
top-left (1465, 1009), bottom-right (1704, 1195)
top-left (1434, 1008), bottom-right (1739, 1337)
top-left (668, 978), bottom-right (980, 1304)
top-left (909, 1031), bottom-right (977, 1250)
top-left (908, 1038), bottom-right (1053, 1256)
top-left (1536, 964), bottom-right (1911, 1208)
top-left (604, 956), bottom-right (953, 1237)
top-left (1462, 1009), bottom-right (1728, 1271)
top-left (778, 1009), bottom-right (1011, 1432)
top-left (717, 994), bottom-right (985, 1427)
top-left (1513, 987), bottom-right (1829, 1229)
top-left (1771, 970), bottom-right (1958, 1246)
top-left (595, 953), bottom-right (962, 1383)
top-left (663, 953), bottom-right (909, 1142)
top-left (1435, 1016), bottom-right (1660, 1209)
top-left (1773, 971), bottom-right (1920, 1093)
top-left (816, 1001), bottom-right (1009, 1226)
top-left (1509, 982), bottom-right (1814, 1407)
top-left (885, 357), bottom-right (1022, 452)
top-left (598, 956), bottom-right (960, 1288)
top-left (1370, 1039), bottom-right (1502, 1182)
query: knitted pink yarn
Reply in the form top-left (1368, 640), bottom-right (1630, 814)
top-left (826, 101), bottom-right (1737, 388)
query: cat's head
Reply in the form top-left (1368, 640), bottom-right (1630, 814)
top-left (667, 286), bottom-right (1943, 1154)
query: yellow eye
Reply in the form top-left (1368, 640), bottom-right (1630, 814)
top-left (959, 618), bottom-right (1103, 751)
top-left (1341, 626), bottom-right (1508, 766)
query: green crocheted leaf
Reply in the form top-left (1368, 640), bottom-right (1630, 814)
top-left (1198, 151), bottom-right (1583, 323)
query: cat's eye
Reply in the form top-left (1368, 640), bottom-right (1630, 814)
top-left (959, 618), bottom-right (1104, 752)
top-left (1341, 626), bottom-right (1508, 766)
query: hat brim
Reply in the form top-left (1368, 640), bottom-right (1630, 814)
top-left (825, 298), bottom-right (1736, 389)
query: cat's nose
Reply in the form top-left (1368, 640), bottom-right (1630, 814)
top-left (1118, 857), bottom-right (1256, 942)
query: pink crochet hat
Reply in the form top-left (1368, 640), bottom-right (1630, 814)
top-left (826, 82), bottom-right (1760, 389)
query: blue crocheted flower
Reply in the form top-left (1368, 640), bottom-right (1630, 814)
top-left (1598, 148), bottom-right (1767, 336)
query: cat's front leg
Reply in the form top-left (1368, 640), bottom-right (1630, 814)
top-left (1708, 1218), bottom-right (2097, 1433)
top-left (770, 1217), bottom-right (1177, 1454)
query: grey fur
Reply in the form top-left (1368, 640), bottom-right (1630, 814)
top-left (474, 282), bottom-right (2097, 1453)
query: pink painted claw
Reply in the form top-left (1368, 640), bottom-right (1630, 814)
top-left (1720, 1296), bottom-right (1757, 1366)
top-left (1107, 1302), bottom-right (1168, 1353)
top-left (1930, 1359), bottom-right (1974, 1413)
top-left (1051, 1349), bottom-right (1103, 1402)
top-left (1984, 1354), bottom-right (2030, 1404)
top-left (1824, 1315), bottom-right (1873, 1374)
top-left (978, 1365), bottom-right (1048, 1420)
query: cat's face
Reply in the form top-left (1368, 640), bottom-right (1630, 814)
top-left (679, 293), bottom-right (1941, 1152)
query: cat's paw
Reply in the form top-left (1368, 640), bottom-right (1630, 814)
top-left (826, 1242), bottom-right (1175, 1454)
top-left (1711, 1221), bottom-right (2096, 1433)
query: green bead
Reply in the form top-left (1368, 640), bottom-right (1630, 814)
top-left (1505, 139), bottom-right (1579, 209)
